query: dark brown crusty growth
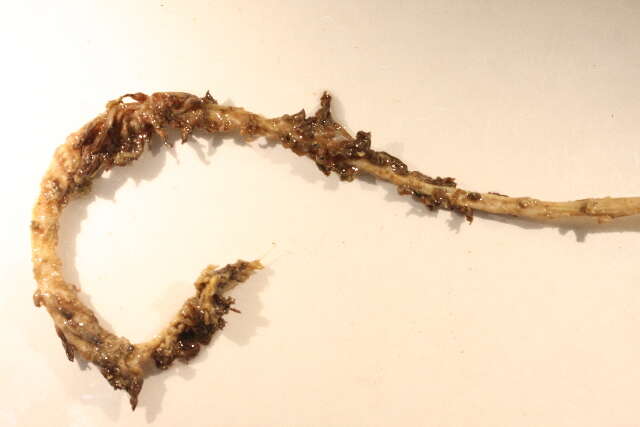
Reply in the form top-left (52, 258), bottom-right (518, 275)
top-left (32, 91), bottom-right (640, 410)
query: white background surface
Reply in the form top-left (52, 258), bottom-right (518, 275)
top-left (2, 1), bottom-right (640, 425)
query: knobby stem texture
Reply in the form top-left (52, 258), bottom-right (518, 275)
top-left (31, 91), bottom-right (640, 409)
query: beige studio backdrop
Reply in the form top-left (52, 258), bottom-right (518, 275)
top-left (1, 1), bottom-right (640, 426)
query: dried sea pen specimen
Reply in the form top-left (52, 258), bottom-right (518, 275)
top-left (31, 91), bottom-right (640, 409)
